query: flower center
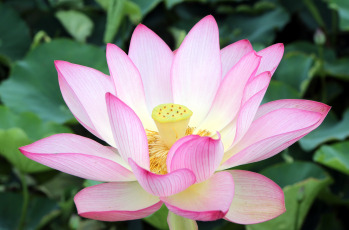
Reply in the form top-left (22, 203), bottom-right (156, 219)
top-left (148, 103), bottom-right (211, 175)
top-left (151, 103), bottom-right (193, 148)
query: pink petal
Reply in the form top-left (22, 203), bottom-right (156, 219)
top-left (129, 24), bottom-right (174, 110)
top-left (106, 44), bottom-right (155, 130)
top-left (220, 107), bottom-right (328, 169)
top-left (221, 39), bottom-right (253, 79)
top-left (256, 43), bottom-right (284, 75)
top-left (171, 15), bottom-right (221, 126)
top-left (106, 93), bottom-right (150, 170)
top-left (198, 51), bottom-right (261, 132)
top-left (128, 159), bottom-right (196, 197)
top-left (232, 71), bottom-right (272, 144)
top-left (168, 211), bottom-right (198, 230)
top-left (166, 135), bottom-right (224, 183)
top-left (224, 170), bottom-right (285, 224)
top-left (56, 61), bottom-right (116, 146)
top-left (74, 182), bottom-right (162, 221)
top-left (19, 134), bottom-right (135, 181)
top-left (162, 171), bottom-right (234, 221)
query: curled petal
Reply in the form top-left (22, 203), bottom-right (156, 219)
top-left (167, 135), bottom-right (224, 183)
top-left (106, 93), bottom-right (150, 170)
top-left (162, 171), bottom-right (234, 221)
top-left (19, 134), bottom-right (135, 181)
top-left (256, 43), bottom-right (284, 75)
top-left (128, 159), bottom-right (196, 197)
top-left (172, 15), bottom-right (221, 127)
top-left (74, 182), bottom-right (162, 221)
top-left (225, 170), bottom-right (285, 224)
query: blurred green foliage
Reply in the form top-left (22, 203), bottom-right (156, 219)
top-left (0, 0), bottom-right (349, 229)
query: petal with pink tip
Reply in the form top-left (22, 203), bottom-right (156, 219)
top-left (19, 134), bottom-right (135, 181)
top-left (106, 44), bottom-right (154, 130)
top-left (167, 135), bottom-right (224, 183)
top-left (129, 24), bottom-right (174, 110)
top-left (162, 171), bottom-right (234, 221)
top-left (168, 211), bottom-right (198, 230)
top-left (74, 182), bottom-right (162, 221)
top-left (172, 15), bottom-right (221, 126)
top-left (224, 170), bottom-right (285, 224)
top-left (198, 51), bottom-right (261, 131)
top-left (220, 107), bottom-right (328, 169)
top-left (128, 159), bottom-right (196, 197)
top-left (106, 93), bottom-right (150, 170)
top-left (256, 43), bottom-right (284, 75)
top-left (221, 39), bottom-right (253, 79)
top-left (56, 61), bottom-right (115, 146)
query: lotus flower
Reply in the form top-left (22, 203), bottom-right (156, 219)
top-left (19, 15), bottom-right (329, 228)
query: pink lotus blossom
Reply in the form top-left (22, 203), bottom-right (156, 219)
top-left (19, 15), bottom-right (329, 228)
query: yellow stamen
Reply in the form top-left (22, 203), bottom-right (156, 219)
top-left (152, 103), bottom-right (193, 148)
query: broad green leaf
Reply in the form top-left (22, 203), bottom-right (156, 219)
top-left (0, 3), bottom-right (31, 63)
top-left (222, 7), bottom-right (290, 45)
top-left (56, 10), bottom-right (94, 42)
top-left (314, 141), bottom-right (349, 175)
top-left (274, 52), bottom-right (314, 96)
top-left (0, 192), bottom-right (58, 230)
top-left (0, 39), bottom-right (108, 124)
top-left (0, 106), bottom-right (71, 173)
top-left (262, 80), bottom-right (300, 103)
top-left (83, 179), bottom-right (103, 188)
top-left (144, 204), bottom-right (169, 230)
top-left (299, 110), bottom-right (349, 151)
top-left (324, 58), bottom-right (349, 80)
top-left (247, 162), bottom-right (331, 230)
top-left (326, 0), bottom-right (349, 31)
top-left (131, 0), bottom-right (162, 16)
top-left (0, 128), bottom-right (49, 173)
top-left (167, 212), bottom-right (197, 230)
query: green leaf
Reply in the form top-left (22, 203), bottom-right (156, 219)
top-left (0, 3), bottom-right (31, 63)
top-left (325, 0), bottom-right (349, 31)
top-left (56, 10), bottom-right (94, 42)
top-left (247, 162), bottom-right (331, 230)
top-left (314, 141), bottom-right (349, 175)
top-left (144, 204), bottom-right (169, 230)
top-left (222, 7), bottom-right (290, 45)
top-left (167, 211), bottom-right (197, 230)
top-left (0, 192), bottom-right (58, 230)
top-left (262, 80), bottom-right (300, 103)
top-left (131, 0), bottom-right (162, 16)
top-left (0, 39), bottom-right (108, 124)
top-left (324, 58), bottom-right (349, 80)
top-left (274, 52), bottom-right (314, 96)
top-left (299, 110), bottom-right (349, 151)
top-left (0, 106), bottom-right (71, 173)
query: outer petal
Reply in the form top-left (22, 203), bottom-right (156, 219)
top-left (128, 159), bottom-right (196, 197)
top-left (74, 182), bottom-right (162, 221)
top-left (129, 24), bottom-right (174, 110)
top-left (221, 39), bottom-right (253, 79)
top-left (220, 107), bottom-right (328, 169)
top-left (106, 93), bottom-right (150, 170)
top-left (218, 71), bottom-right (271, 149)
top-left (224, 170), bottom-right (285, 224)
top-left (256, 43), bottom-right (284, 76)
top-left (56, 61), bottom-right (115, 146)
top-left (197, 51), bottom-right (261, 132)
top-left (168, 211), bottom-right (198, 230)
top-left (19, 134), bottom-right (135, 181)
top-left (166, 135), bottom-right (224, 183)
top-left (106, 44), bottom-right (154, 130)
top-left (172, 15), bottom-right (221, 126)
top-left (162, 171), bottom-right (234, 221)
